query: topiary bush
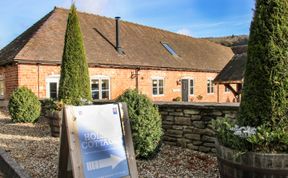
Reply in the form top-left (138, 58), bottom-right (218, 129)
top-left (58, 5), bottom-right (92, 105)
top-left (238, 0), bottom-right (288, 127)
top-left (214, 0), bottom-right (288, 153)
top-left (8, 87), bottom-right (41, 123)
top-left (118, 89), bottom-right (163, 158)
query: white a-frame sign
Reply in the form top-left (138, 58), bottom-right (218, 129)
top-left (58, 103), bottom-right (138, 178)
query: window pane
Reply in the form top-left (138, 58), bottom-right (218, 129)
top-left (92, 90), bottom-right (99, 100)
top-left (159, 87), bottom-right (164, 95)
top-left (153, 88), bottom-right (158, 95)
top-left (102, 79), bottom-right (109, 90)
top-left (207, 80), bottom-right (210, 93)
top-left (190, 80), bottom-right (194, 95)
top-left (207, 80), bottom-right (214, 94)
top-left (102, 91), bottom-right (109, 100)
top-left (0, 81), bottom-right (4, 96)
top-left (152, 80), bottom-right (157, 87)
top-left (50, 82), bottom-right (57, 99)
top-left (91, 80), bottom-right (99, 90)
top-left (162, 43), bottom-right (177, 56)
top-left (159, 79), bottom-right (164, 87)
top-left (91, 79), bottom-right (99, 100)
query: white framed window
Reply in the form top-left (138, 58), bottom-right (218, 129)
top-left (91, 76), bottom-right (110, 100)
top-left (189, 79), bottom-right (194, 95)
top-left (207, 79), bottom-right (214, 94)
top-left (0, 75), bottom-right (5, 99)
top-left (152, 77), bottom-right (164, 96)
top-left (46, 75), bottom-right (60, 99)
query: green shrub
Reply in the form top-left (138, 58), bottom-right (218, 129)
top-left (8, 87), bottom-right (41, 123)
top-left (238, 0), bottom-right (288, 127)
top-left (247, 125), bottom-right (288, 153)
top-left (118, 89), bottom-right (163, 158)
top-left (213, 118), bottom-right (288, 153)
top-left (58, 5), bottom-right (91, 105)
top-left (214, 0), bottom-right (288, 154)
top-left (213, 118), bottom-right (252, 152)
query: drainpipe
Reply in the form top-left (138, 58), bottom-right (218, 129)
top-left (135, 68), bottom-right (140, 92)
top-left (217, 84), bottom-right (219, 103)
top-left (37, 63), bottom-right (40, 98)
top-left (131, 68), bottom-right (140, 92)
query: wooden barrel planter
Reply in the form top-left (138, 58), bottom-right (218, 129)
top-left (216, 141), bottom-right (288, 178)
top-left (47, 110), bottom-right (63, 137)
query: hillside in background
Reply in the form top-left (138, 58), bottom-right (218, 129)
top-left (205, 35), bottom-right (249, 47)
top-left (205, 35), bottom-right (249, 54)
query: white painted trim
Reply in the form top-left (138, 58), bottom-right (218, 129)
top-left (152, 77), bottom-right (165, 97)
top-left (189, 79), bottom-right (195, 96)
top-left (45, 75), bottom-right (60, 98)
top-left (90, 76), bottom-right (111, 100)
top-left (90, 75), bottom-right (110, 80)
top-left (181, 77), bottom-right (194, 96)
top-left (181, 76), bottom-right (192, 80)
top-left (151, 76), bottom-right (165, 80)
top-left (0, 75), bottom-right (5, 99)
top-left (207, 78), bottom-right (215, 95)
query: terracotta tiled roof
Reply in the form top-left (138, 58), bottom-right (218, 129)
top-left (213, 53), bottom-right (247, 84)
top-left (0, 7), bottom-right (234, 72)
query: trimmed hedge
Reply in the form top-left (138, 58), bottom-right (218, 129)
top-left (8, 87), bottom-right (41, 123)
top-left (118, 89), bottom-right (163, 158)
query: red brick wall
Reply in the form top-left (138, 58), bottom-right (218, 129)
top-left (14, 64), bottom-right (236, 103)
top-left (0, 64), bottom-right (18, 100)
top-left (18, 64), bottom-right (60, 98)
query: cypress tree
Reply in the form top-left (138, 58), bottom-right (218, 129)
top-left (238, 0), bottom-right (288, 127)
top-left (58, 5), bottom-right (92, 105)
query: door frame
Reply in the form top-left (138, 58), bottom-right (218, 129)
top-left (181, 77), bottom-right (194, 102)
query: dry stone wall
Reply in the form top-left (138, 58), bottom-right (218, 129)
top-left (155, 102), bottom-right (239, 154)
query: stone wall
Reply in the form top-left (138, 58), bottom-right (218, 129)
top-left (155, 102), bottom-right (239, 153)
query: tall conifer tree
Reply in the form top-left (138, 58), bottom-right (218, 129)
top-left (59, 4), bottom-right (92, 104)
top-left (238, 0), bottom-right (288, 127)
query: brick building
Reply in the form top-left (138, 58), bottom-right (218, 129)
top-left (0, 8), bottom-right (236, 104)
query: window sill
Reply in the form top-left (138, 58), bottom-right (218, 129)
top-left (152, 94), bottom-right (165, 97)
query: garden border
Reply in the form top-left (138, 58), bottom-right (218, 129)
top-left (0, 147), bottom-right (31, 178)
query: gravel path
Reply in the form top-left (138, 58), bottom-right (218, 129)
top-left (0, 109), bottom-right (219, 178)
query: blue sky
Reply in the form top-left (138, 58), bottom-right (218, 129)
top-left (0, 0), bottom-right (255, 49)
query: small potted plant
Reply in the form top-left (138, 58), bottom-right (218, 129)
top-left (42, 99), bottom-right (64, 137)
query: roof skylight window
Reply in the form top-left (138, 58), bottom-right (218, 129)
top-left (161, 42), bottom-right (178, 56)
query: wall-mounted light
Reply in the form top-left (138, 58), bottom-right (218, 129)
top-left (131, 70), bottom-right (140, 79)
top-left (177, 79), bottom-right (182, 85)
